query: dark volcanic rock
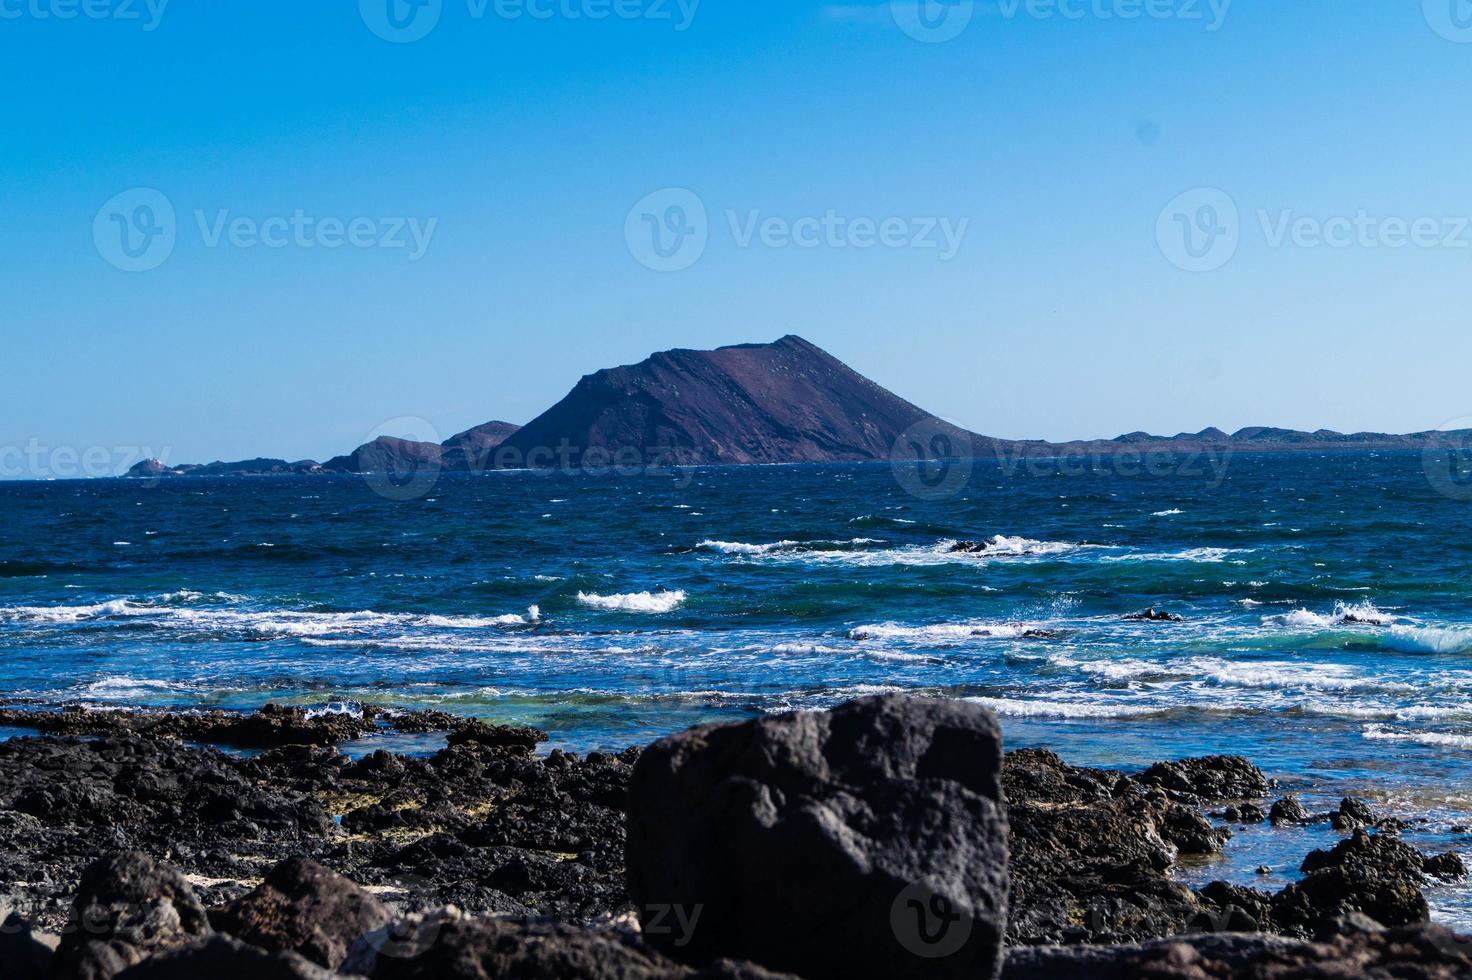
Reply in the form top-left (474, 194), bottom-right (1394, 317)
top-left (321, 436), bottom-right (444, 475)
top-left (1273, 830), bottom-right (1437, 934)
top-left (210, 857), bottom-right (390, 968)
top-left (360, 915), bottom-right (799, 980)
top-left (114, 934), bottom-right (336, 979)
top-left (1268, 796), bottom-right (1311, 826)
top-left (54, 852), bottom-right (213, 980)
top-left (1137, 756), bottom-right (1269, 804)
top-left (627, 694), bottom-right (1009, 980)
top-left (1001, 923), bottom-right (1472, 979)
top-left (1125, 609), bottom-right (1186, 623)
top-left (496, 335), bottom-right (991, 467)
top-left (1003, 749), bottom-right (1210, 946)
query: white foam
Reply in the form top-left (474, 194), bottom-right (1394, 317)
top-left (967, 697), bottom-right (1158, 719)
top-left (1262, 601), bottom-right (1396, 629)
top-left (577, 590), bottom-right (687, 613)
top-left (1363, 725), bottom-right (1472, 750)
top-left (849, 621), bottom-right (1035, 642)
top-left (1102, 547), bottom-right (1240, 563)
top-left (1151, 509), bottom-right (1185, 517)
top-left (1386, 624), bottom-right (1472, 655)
top-left (0, 599), bottom-right (152, 623)
top-left (698, 539), bottom-right (800, 555)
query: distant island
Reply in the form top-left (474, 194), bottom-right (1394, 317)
top-left (127, 335), bottom-right (1462, 478)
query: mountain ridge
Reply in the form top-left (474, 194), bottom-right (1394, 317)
top-left (125, 337), bottom-right (1465, 478)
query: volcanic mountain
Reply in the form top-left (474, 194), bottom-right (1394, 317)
top-left (494, 335), bottom-right (983, 466)
top-left (125, 335), bottom-right (1469, 478)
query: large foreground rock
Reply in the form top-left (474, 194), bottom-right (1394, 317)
top-left (210, 857), bottom-right (390, 969)
top-left (53, 852), bottom-right (212, 980)
top-left (626, 694), bottom-right (1009, 980)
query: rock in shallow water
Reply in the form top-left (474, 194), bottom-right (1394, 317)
top-left (626, 694), bottom-right (1009, 980)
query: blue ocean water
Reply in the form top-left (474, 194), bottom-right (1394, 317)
top-left (1, 453), bottom-right (1469, 924)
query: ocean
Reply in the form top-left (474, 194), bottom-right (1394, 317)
top-left (2, 451), bottom-right (1469, 926)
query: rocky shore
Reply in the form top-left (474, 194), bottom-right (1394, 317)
top-left (0, 697), bottom-right (1468, 978)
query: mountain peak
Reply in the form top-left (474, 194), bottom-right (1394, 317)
top-left (495, 335), bottom-right (949, 466)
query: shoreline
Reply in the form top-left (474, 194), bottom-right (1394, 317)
top-left (1, 699), bottom-right (1468, 977)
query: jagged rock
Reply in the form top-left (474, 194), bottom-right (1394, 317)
top-left (210, 857), bottom-right (390, 969)
top-left (113, 934), bottom-right (337, 979)
top-left (627, 694), bottom-right (1009, 980)
top-left (1423, 851), bottom-right (1468, 881)
top-left (1274, 831), bottom-right (1435, 933)
top-left (1000, 923), bottom-right (1472, 979)
top-left (1268, 796), bottom-right (1310, 826)
top-left (360, 916), bottom-right (800, 980)
top-left (1195, 881), bottom-right (1274, 934)
top-left (1137, 757), bottom-right (1269, 804)
top-left (444, 720), bottom-right (547, 753)
top-left (53, 852), bottom-right (212, 980)
top-left (1004, 749), bottom-right (1205, 945)
top-left (1125, 609), bottom-right (1185, 623)
top-left (1222, 803), bottom-right (1266, 825)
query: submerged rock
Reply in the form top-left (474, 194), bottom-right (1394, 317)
top-left (1124, 609), bottom-right (1186, 623)
top-left (627, 694), bottom-right (1009, 980)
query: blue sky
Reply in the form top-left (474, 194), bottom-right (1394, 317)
top-left (5, 0), bottom-right (1472, 472)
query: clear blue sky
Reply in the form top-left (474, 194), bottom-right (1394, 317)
top-left (5, 0), bottom-right (1472, 472)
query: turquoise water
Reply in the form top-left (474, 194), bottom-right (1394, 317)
top-left (1, 454), bottom-right (1469, 924)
